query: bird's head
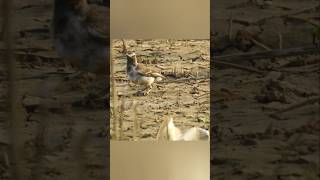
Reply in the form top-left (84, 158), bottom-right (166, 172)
top-left (126, 51), bottom-right (138, 65)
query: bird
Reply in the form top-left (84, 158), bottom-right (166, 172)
top-left (51, 0), bottom-right (109, 76)
top-left (125, 51), bottom-right (165, 95)
top-left (156, 117), bottom-right (209, 141)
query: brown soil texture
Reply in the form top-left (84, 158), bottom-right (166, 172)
top-left (0, 0), bottom-right (108, 179)
top-left (211, 0), bottom-right (320, 179)
top-left (111, 39), bottom-right (210, 141)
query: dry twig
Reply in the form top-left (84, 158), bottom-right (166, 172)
top-left (270, 96), bottom-right (320, 118)
top-left (214, 60), bottom-right (264, 74)
top-left (251, 38), bottom-right (272, 51)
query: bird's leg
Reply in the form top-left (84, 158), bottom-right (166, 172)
top-left (143, 84), bottom-right (153, 95)
top-left (60, 58), bottom-right (85, 80)
top-left (63, 64), bottom-right (96, 91)
top-left (136, 83), bottom-right (152, 96)
top-left (137, 85), bottom-right (146, 95)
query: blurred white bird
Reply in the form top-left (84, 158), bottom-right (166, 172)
top-left (157, 117), bottom-right (209, 141)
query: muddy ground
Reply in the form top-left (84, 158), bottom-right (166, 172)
top-left (211, 0), bottom-right (319, 179)
top-left (111, 39), bottom-right (210, 141)
top-left (0, 0), bottom-right (108, 179)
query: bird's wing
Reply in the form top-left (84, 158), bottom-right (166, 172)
top-left (136, 64), bottom-right (165, 78)
top-left (135, 64), bottom-right (153, 76)
top-left (86, 5), bottom-right (109, 43)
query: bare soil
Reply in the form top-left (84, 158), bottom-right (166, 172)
top-left (111, 39), bottom-right (210, 141)
top-left (211, 0), bottom-right (320, 179)
top-left (0, 0), bottom-right (108, 179)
